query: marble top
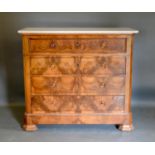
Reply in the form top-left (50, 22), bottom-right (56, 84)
top-left (18, 27), bottom-right (139, 34)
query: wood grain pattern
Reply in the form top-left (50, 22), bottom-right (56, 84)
top-left (125, 35), bottom-right (134, 112)
top-left (20, 33), bottom-right (135, 131)
top-left (22, 36), bottom-right (31, 113)
top-left (80, 76), bottom-right (125, 95)
top-left (26, 113), bottom-right (132, 125)
top-left (31, 56), bottom-right (77, 75)
top-left (30, 56), bottom-right (126, 75)
top-left (31, 75), bottom-right (125, 95)
top-left (30, 38), bottom-right (126, 54)
top-left (31, 95), bottom-right (125, 114)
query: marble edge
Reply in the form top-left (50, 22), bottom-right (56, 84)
top-left (18, 28), bottom-right (139, 34)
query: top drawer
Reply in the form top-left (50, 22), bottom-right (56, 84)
top-left (29, 38), bottom-right (126, 54)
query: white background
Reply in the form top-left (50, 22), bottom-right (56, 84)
top-left (0, 0), bottom-right (154, 153)
top-left (0, 0), bottom-right (155, 12)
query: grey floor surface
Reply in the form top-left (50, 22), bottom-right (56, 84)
top-left (0, 99), bottom-right (155, 142)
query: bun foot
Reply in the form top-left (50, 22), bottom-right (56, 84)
top-left (118, 124), bottom-right (134, 131)
top-left (23, 124), bottom-right (38, 131)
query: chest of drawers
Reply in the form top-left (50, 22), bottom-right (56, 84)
top-left (18, 28), bottom-right (138, 131)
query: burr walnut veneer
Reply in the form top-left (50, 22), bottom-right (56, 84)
top-left (18, 28), bottom-right (139, 131)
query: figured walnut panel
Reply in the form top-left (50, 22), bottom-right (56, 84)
top-left (31, 76), bottom-right (78, 95)
top-left (30, 56), bottom-right (77, 75)
top-left (79, 56), bottom-right (125, 75)
top-left (31, 77), bottom-right (51, 95)
top-left (31, 75), bottom-right (125, 95)
top-left (31, 95), bottom-right (124, 114)
top-left (80, 76), bottom-right (125, 95)
top-left (50, 76), bottom-right (78, 94)
top-left (30, 38), bottom-right (126, 54)
top-left (30, 56), bottom-right (126, 75)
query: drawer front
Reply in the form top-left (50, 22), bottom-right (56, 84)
top-left (80, 76), bottom-right (125, 95)
top-left (30, 38), bottom-right (126, 54)
top-left (30, 56), bottom-right (77, 75)
top-left (31, 95), bottom-right (125, 114)
top-left (30, 56), bottom-right (126, 75)
top-left (31, 76), bottom-right (125, 95)
top-left (31, 76), bottom-right (77, 95)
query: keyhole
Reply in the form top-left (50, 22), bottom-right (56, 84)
top-left (101, 101), bottom-right (105, 106)
top-left (75, 41), bottom-right (81, 48)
